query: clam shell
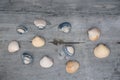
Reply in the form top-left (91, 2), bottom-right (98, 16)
top-left (34, 19), bottom-right (47, 30)
top-left (40, 56), bottom-right (53, 68)
top-left (8, 41), bottom-right (20, 53)
top-left (32, 36), bottom-right (45, 47)
top-left (22, 53), bottom-right (33, 65)
top-left (63, 45), bottom-right (75, 56)
top-left (88, 28), bottom-right (100, 41)
top-left (58, 22), bottom-right (72, 33)
top-left (17, 25), bottom-right (28, 34)
top-left (94, 44), bottom-right (110, 58)
top-left (66, 60), bottom-right (80, 74)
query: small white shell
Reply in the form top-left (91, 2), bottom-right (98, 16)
top-left (32, 36), bottom-right (45, 48)
top-left (40, 56), bottom-right (53, 68)
top-left (34, 19), bottom-right (47, 29)
top-left (17, 25), bottom-right (28, 34)
top-left (88, 28), bottom-right (100, 41)
top-left (66, 46), bottom-right (74, 55)
top-left (17, 28), bottom-right (25, 34)
top-left (63, 45), bottom-right (75, 56)
top-left (8, 41), bottom-right (20, 53)
top-left (61, 27), bottom-right (70, 33)
top-left (94, 44), bottom-right (110, 58)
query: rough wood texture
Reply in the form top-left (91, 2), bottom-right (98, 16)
top-left (0, 0), bottom-right (120, 80)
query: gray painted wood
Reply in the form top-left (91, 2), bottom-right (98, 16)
top-left (0, 0), bottom-right (120, 80)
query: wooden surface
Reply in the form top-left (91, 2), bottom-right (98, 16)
top-left (0, 0), bottom-right (120, 80)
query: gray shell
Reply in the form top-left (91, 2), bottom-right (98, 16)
top-left (58, 22), bottom-right (72, 33)
top-left (22, 53), bottom-right (33, 65)
top-left (17, 25), bottom-right (28, 34)
top-left (63, 45), bottom-right (75, 56)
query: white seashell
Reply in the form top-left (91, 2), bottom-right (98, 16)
top-left (40, 56), bottom-right (53, 68)
top-left (8, 41), bottom-right (20, 53)
top-left (34, 19), bottom-right (47, 29)
top-left (94, 44), bottom-right (110, 58)
top-left (17, 28), bottom-right (25, 34)
top-left (32, 36), bottom-right (45, 48)
top-left (66, 46), bottom-right (74, 55)
top-left (61, 26), bottom-right (70, 33)
top-left (88, 28), bottom-right (100, 41)
top-left (17, 25), bottom-right (28, 34)
top-left (63, 45), bottom-right (75, 56)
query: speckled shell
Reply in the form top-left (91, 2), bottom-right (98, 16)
top-left (94, 44), bottom-right (110, 58)
top-left (8, 41), bottom-right (20, 53)
top-left (66, 60), bottom-right (80, 74)
top-left (32, 36), bottom-right (45, 48)
top-left (58, 22), bottom-right (72, 33)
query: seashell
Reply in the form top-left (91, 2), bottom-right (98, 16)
top-left (58, 22), bottom-right (72, 33)
top-left (34, 19), bottom-right (47, 30)
top-left (66, 60), bottom-right (80, 74)
top-left (40, 56), bottom-right (53, 68)
top-left (32, 36), bottom-right (45, 48)
top-left (88, 27), bottom-right (100, 41)
top-left (8, 41), bottom-right (20, 53)
top-left (94, 44), bottom-right (110, 58)
top-left (22, 53), bottom-right (33, 65)
top-left (63, 45), bottom-right (75, 56)
top-left (16, 25), bottom-right (28, 34)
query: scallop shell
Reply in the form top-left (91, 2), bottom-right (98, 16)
top-left (66, 60), bottom-right (80, 74)
top-left (94, 44), bottom-right (110, 58)
top-left (58, 22), bottom-right (72, 33)
top-left (63, 45), bottom-right (75, 56)
top-left (32, 36), bottom-right (45, 48)
top-left (40, 56), bottom-right (53, 68)
top-left (88, 27), bottom-right (100, 41)
top-left (34, 19), bottom-right (47, 30)
top-left (22, 53), bottom-right (33, 65)
top-left (8, 41), bottom-right (20, 53)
